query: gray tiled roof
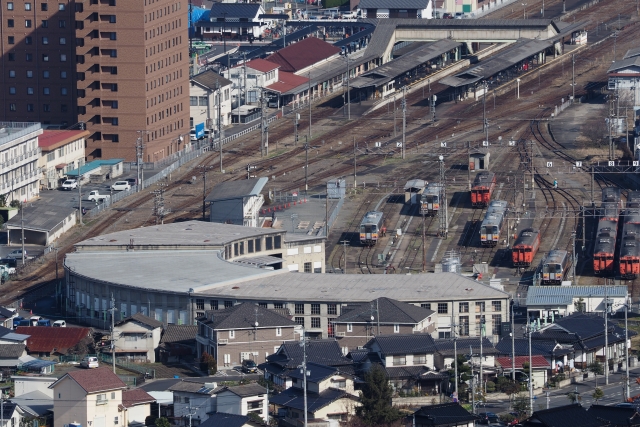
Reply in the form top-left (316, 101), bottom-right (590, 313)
top-left (267, 340), bottom-right (353, 368)
top-left (191, 70), bottom-right (232, 90)
top-left (198, 413), bottom-right (249, 427)
top-left (204, 177), bottom-right (268, 202)
top-left (220, 383), bottom-right (266, 398)
top-left (0, 307), bottom-right (15, 319)
top-left (160, 325), bottom-right (197, 344)
top-left (269, 387), bottom-right (354, 413)
top-left (608, 56), bottom-right (640, 73)
top-left (587, 405), bottom-right (640, 427)
top-left (200, 303), bottom-right (296, 330)
top-left (209, 3), bottom-right (261, 20)
top-left (414, 402), bottom-right (476, 425)
top-left (289, 362), bottom-right (338, 383)
top-left (366, 334), bottom-right (437, 356)
top-left (168, 380), bottom-right (221, 395)
top-left (116, 313), bottom-right (163, 330)
top-left (336, 297), bottom-right (434, 324)
top-left (435, 338), bottom-right (497, 356)
top-left (0, 344), bottom-right (25, 358)
top-left (529, 404), bottom-right (606, 427)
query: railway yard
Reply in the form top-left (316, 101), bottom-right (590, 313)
top-left (2, 0), bottom-right (640, 308)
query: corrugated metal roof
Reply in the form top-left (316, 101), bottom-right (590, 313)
top-left (191, 69), bottom-right (232, 90)
top-left (205, 177), bottom-right (268, 202)
top-left (359, 0), bottom-right (430, 8)
top-left (526, 286), bottom-right (627, 306)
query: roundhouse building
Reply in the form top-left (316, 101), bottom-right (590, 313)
top-left (64, 222), bottom-right (510, 344)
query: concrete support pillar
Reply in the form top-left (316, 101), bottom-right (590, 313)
top-left (465, 41), bottom-right (474, 54)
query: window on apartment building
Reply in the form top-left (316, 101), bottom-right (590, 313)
top-left (247, 240), bottom-right (254, 253)
top-left (43, 88), bottom-right (50, 95)
top-left (295, 317), bottom-right (304, 326)
top-left (421, 303), bottom-right (430, 310)
top-left (9, 87), bottom-right (16, 95)
top-left (59, 20), bottom-right (66, 28)
top-left (61, 88), bottom-right (68, 96)
top-left (27, 104), bottom-right (34, 112)
top-left (258, 303), bottom-right (267, 308)
top-left (112, 118), bottom-right (118, 126)
top-left (327, 304), bottom-right (337, 315)
top-left (59, 3), bottom-right (66, 10)
top-left (43, 71), bottom-right (50, 78)
top-left (295, 304), bottom-right (304, 315)
top-left (7, 3), bottom-right (14, 10)
top-left (61, 71), bottom-right (67, 78)
top-left (96, 394), bottom-right (107, 405)
top-left (41, 3), bottom-right (48, 10)
top-left (311, 304), bottom-right (320, 315)
top-left (8, 53), bottom-right (15, 61)
top-left (347, 323), bottom-right (352, 332)
top-left (394, 324), bottom-right (400, 333)
top-left (393, 355), bottom-right (406, 366)
top-left (265, 237), bottom-right (273, 250)
top-left (7, 19), bottom-right (14, 28)
top-left (437, 303), bottom-right (448, 314)
top-left (27, 88), bottom-right (34, 95)
top-left (26, 71), bottom-right (33, 78)
top-left (304, 262), bottom-right (312, 273)
top-left (8, 36), bottom-right (14, 45)
top-left (9, 71), bottom-right (15, 77)
top-left (111, 84), bottom-right (118, 92)
top-left (475, 302), bottom-right (485, 313)
top-left (189, 96), bottom-right (197, 106)
top-left (198, 96), bottom-right (207, 106)
top-left (229, 330), bottom-right (235, 339)
top-left (112, 101), bottom-right (118, 109)
top-left (110, 32), bottom-right (117, 40)
top-left (195, 299), bottom-right (204, 310)
top-left (459, 302), bottom-right (469, 313)
top-left (492, 315), bottom-right (502, 335)
top-left (26, 53), bottom-right (33, 62)
top-left (47, 152), bottom-right (55, 162)
top-left (224, 301), bottom-right (233, 308)
top-left (255, 238), bottom-right (261, 251)
top-left (459, 316), bottom-right (469, 336)
top-left (25, 20), bottom-right (32, 28)
top-left (60, 38), bottom-right (66, 45)
top-left (110, 49), bottom-right (117, 58)
top-left (276, 327), bottom-right (282, 337)
top-left (274, 236), bottom-right (282, 249)
top-left (25, 2), bottom-right (32, 10)
top-left (492, 301), bottom-right (502, 312)
top-left (25, 37), bottom-right (32, 45)
top-left (9, 104), bottom-right (16, 112)
top-left (311, 318), bottom-right (320, 328)
top-left (110, 15), bottom-right (116, 23)
top-left (274, 303), bottom-right (283, 309)
top-left (42, 54), bottom-right (49, 62)
top-left (209, 300), bottom-right (218, 310)
top-left (42, 20), bottom-right (48, 28)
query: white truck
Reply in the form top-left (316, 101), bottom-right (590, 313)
top-left (88, 190), bottom-right (111, 203)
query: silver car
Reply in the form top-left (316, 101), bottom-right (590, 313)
top-left (111, 181), bottom-right (131, 191)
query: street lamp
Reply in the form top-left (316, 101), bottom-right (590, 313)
top-left (516, 78), bottom-right (521, 99)
top-left (522, 3), bottom-right (527, 19)
top-left (342, 53), bottom-right (351, 120)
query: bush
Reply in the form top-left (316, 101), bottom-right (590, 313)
top-left (486, 381), bottom-right (496, 393)
top-left (499, 414), bottom-right (516, 424)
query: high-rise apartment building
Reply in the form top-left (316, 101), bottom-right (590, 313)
top-left (1, 1), bottom-right (78, 125)
top-left (1, 0), bottom-right (190, 162)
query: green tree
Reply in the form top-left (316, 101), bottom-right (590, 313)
top-left (512, 392), bottom-right (530, 419)
top-left (155, 418), bottom-right (170, 427)
top-left (567, 392), bottom-right (581, 404)
top-left (356, 364), bottom-right (403, 425)
top-left (592, 388), bottom-right (605, 403)
top-left (588, 361), bottom-right (603, 388)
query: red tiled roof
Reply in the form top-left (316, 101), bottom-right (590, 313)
top-left (17, 326), bottom-right (91, 354)
top-left (238, 58), bottom-right (280, 73)
top-left (39, 130), bottom-right (89, 149)
top-left (122, 388), bottom-right (156, 408)
top-left (496, 355), bottom-right (550, 369)
top-left (63, 367), bottom-right (127, 393)
top-left (266, 37), bottom-right (341, 73)
top-left (266, 71), bottom-right (309, 94)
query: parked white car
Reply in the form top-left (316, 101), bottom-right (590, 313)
top-left (53, 320), bottom-right (67, 327)
top-left (80, 356), bottom-right (99, 369)
top-left (88, 190), bottom-right (111, 202)
top-left (111, 181), bottom-right (131, 191)
top-left (61, 179), bottom-right (78, 190)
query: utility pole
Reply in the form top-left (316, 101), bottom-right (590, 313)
top-left (431, 94), bottom-right (437, 122)
top-left (479, 317), bottom-right (484, 395)
top-left (340, 240), bottom-right (349, 273)
top-left (20, 203), bottom-right (25, 265)
top-left (604, 282), bottom-right (609, 385)
top-left (572, 54), bottom-right (576, 103)
top-left (294, 113), bottom-right (299, 146)
top-left (260, 90), bottom-right (268, 157)
top-left (347, 55), bottom-right (351, 120)
top-left (78, 178), bottom-right (83, 225)
top-left (438, 156), bottom-right (448, 239)
top-left (451, 313), bottom-right (459, 400)
top-left (135, 131), bottom-right (148, 192)
top-left (199, 165), bottom-right (213, 220)
top-left (571, 231), bottom-right (577, 283)
top-left (511, 299), bottom-right (516, 381)
top-left (300, 329), bottom-right (309, 427)
top-left (109, 294), bottom-right (116, 374)
top-left (217, 81), bottom-right (223, 172)
top-left (308, 72), bottom-right (312, 140)
top-left (394, 96), bottom-right (397, 137)
top-left (528, 321), bottom-right (534, 415)
top-left (353, 137), bottom-right (357, 187)
top-left (422, 211), bottom-right (426, 272)
top-left (402, 86), bottom-right (406, 160)
top-left (304, 141), bottom-right (309, 197)
top-left (625, 298), bottom-right (630, 400)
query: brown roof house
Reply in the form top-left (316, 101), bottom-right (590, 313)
top-left (17, 326), bottom-right (93, 358)
top-left (50, 367), bottom-right (129, 427)
top-left (112, 313), bottom-right (164, 363)
top-left (196, 303), bottom-right (301, 370)
top-left (332, 297), bottom-right (435, 351)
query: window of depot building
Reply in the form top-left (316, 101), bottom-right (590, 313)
top-left (266, 237), bottom-right (273, 250)
top-left (304, 262), bottom-right (312, 273)
top-left (437, 303), bottom-right (448, 314)
top-left (224, 300), bottom-right (233, 309)
top-left (195, 299), bottom-right (204, 310)
top-left (255, 238), bottom-right (261, 252)
top-left (311, 317), bottom-right (320, 328)
top-left (210, 300), bottom-right (218, 310)
top-left (274, 235), bottom-right (282, 249)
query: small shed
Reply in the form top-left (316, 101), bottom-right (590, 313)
top-left (66, 159), bottom-right (124, 183)
top-left (205, 177), bottom-right (268, 227)
top-left (404, 179), bottom-right (426, 204)
top-left (469, 148), bottom-right (489, 171)
top-left (327, 178), bottom-right (346, 199)
top-left (6, 205), bottom-right (77, 246)
top-left (230, 105), bottom-right (261, 124)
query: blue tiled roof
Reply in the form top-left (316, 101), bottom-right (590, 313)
top-left (526, 286), bottom-right (627, 306)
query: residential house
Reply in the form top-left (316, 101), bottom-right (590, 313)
top-left (522, 404), bottom-right (607, 427)
top-left (365, 334), bottom-right (447, 392)
top-left (216, 384), bottom-right (267, 420)
top-left (121, 388), bottom-right (156, 426)
top-left (412, 402), bottom-right (476, 427)
top-left (0, 325), bottom-right (29, 344)
top-left (197, 3), bottom-right (270, 41)
top-left (112, 313), bottom-right (163, 363)
top-left (358, 0), bottom-right (434, 19)
top-left (158, 324), bottom-right (197, 363)
top-left (270, 362), bottom-right (360, 424)
top-left (587, 405), bottom-right (640, 427)
top-left (168, 380), bottom-right (220, 426)
top-left (0, 307), bottom-right (18, 329)
top-left (17, 326), bottom-right (92, 358)
top-left (525, 286), bottom-right (628, 320)
top-left (434, 337), bottom-right (498, 371)
top-left (50, 367), bottom-right (128, 427)
top-left (226, 59), bottom-right (280, 106)
top-left (608, 48), bottom-right (640, 106)
top-left (0, 403), bottom-right (30, 427)
top-left (198, 413), bottom-right (262, 427)
top-left (494, 355), bottom-right (550, 390)
top-left (190, 70), bottom-right (233, 133)
top-left (38, 130), bottom-right (88, 190)
top-left (11, 376), bottom-right (55, 426)
top-left (0, 326), bottom-right (34, 369)
top-left (531, 313), bottom-right (633, 370)
top-left (495, 338), bottom-right (574, 374)
top-left (196, 302), bottom-right (300, 370)
top-left (13, 376), bottom-right (55, 398)
top-left (260, 340), bottom-right (354, 388)
top-left (332, 297), bottom-right (435, 352)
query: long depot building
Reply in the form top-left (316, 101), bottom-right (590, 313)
top-left (64, 222), bottom-right (510, 342)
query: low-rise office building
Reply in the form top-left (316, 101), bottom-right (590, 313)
top-left (38, 129), bottom-right (88, 190)
top-left (190, 70), bottom-right (233, 132)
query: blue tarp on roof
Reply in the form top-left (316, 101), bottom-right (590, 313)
top-left (66, 159), bottom-right (124, 178)
top-left (189, 5), bottom-right (208, 35)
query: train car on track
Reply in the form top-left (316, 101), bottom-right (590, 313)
top-left (511, 228), bottom-right (541, 267)
top-left (541, 249), bottom-right (571, 285)
top-left (619, 208), bottom-right (640, 279)
top-left (420, 183), bottom-right (444, 216)
top-left (627, 191), bottom-right (640, 208)
top-left (593, 188), bottom-right (622, 275)
top-left (480, 200), bottom-right (508, 247)
top-left (359, 211), bottom-right (386, 246)
top-left (471, 171), bottom-right (496, 208)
